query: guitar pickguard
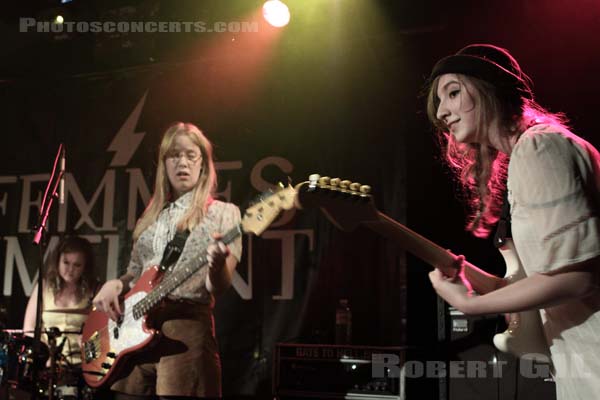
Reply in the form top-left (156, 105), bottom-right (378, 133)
top-left (108, 291), bottom-right (154, 354)
top-left (493, 239), bottom-right (552, 364)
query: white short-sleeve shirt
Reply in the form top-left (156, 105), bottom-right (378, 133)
top-left (508, 124), bottom-right (600, 399)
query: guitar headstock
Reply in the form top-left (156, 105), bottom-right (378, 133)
top-left (294, 174), bottom-right (379, 232)
top-left (241, 184), bottom-right (296, 236)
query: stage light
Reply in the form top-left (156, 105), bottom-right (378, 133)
top-left (262, 0), bottom-right (290, 28)
top-left (54, 15), bottom-right (64, 24)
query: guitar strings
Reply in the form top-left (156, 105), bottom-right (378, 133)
top-left (83, 199), bottom-right (278, 366)
top-left (84, 256), bottom-right (211, 362)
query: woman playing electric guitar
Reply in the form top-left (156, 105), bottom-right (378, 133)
top-left (425, 44), bottom-right (600, 400)
top-left (91, 122), bottom-right (242, 400)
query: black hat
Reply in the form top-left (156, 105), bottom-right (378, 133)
top-left (429, 44), bottom-right (533, 101)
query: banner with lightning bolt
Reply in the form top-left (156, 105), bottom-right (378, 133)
top-left (0, 59), bottom-right (407, 397)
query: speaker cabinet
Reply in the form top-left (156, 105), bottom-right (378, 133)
top-left (274, 343), bottom-right (405, 400)
top-left (441, 304), bottom-right (555, 400)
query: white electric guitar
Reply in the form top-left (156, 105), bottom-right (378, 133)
top-left (493, 239), bottom-right (551, 362)
top-left (295, 174), bottom-right (551, 362)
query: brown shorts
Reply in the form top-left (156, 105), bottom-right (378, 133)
top-left (110, 300), bottom-right (221, 398)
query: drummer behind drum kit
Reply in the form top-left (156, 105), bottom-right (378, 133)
top-left (0, 319), bottom-right (95, 399)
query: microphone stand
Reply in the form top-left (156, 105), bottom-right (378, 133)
top-left (30, 144), bottom-right (64, 400)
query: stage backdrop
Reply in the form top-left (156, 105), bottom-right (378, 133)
top-left (0, 32), bottom-right (410, 395)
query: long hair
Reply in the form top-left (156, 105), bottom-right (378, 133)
top-left (133, 122), bottom-right (217, 240)
top-left (427, 74), bottom-right (569, 237)
top-left (45, 236), bottom-right (96, 297)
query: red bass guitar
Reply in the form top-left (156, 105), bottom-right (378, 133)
top-left (81, 185), bottom-right (297, 388)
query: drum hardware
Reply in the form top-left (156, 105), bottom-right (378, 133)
top-left (1, 328), bottom-right (89, 400)
top-left (46, 327), bottom-right (61, 400)
top-left (0, 329), bottom-right (49, 398)
top-left (45, 327), bottom-right (86, 400)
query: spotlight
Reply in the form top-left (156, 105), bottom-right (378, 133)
top-left (54, 15), bottom-right (64, 24)
top-left (262, 0), bottom-right (290, 28)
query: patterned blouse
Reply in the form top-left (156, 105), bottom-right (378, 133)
top-left (126, 192), bottom-right (243, 304)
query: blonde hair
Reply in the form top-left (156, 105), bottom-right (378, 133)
top-left (427, 74), bottom-right (568, 237)
top-left (133, 122), bottom-right (217, 240)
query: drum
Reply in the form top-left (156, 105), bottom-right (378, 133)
top-left (0, 331), bottom-right (9, 386)
top-left (1, 331), bottom-right (93, 399)
top-left (49, 364), bottom-right (96, 400)
top-left (53, 365), bottom-right (82, 400)
top-left (0, 332), bottom-right (49, 391)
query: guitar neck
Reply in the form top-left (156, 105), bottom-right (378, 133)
top-left (362, 212), bottom-right (503, 294)
top-left (133, 224), bottom-right (243, 316)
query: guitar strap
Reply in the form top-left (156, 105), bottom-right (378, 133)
top-left (157, 197), bottom-right (213, 273)
top-left (493, 189), bottom-right (512, 248)
top-left (159, 229), bottom-right (191, 272)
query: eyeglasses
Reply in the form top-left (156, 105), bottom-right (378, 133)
top-left (165, 151), bottom-right (202, 164)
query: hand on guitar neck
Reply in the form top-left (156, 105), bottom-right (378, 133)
top-left (295, 175), bottom-right (506, 297)
top-left (294, 174), bottom-right (550, 362)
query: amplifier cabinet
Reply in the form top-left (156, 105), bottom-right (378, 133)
top-left (273, 343), bottom-right (405, 400)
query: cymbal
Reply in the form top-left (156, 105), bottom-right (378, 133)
top-left (1, 328), bottom-right (24, 334)
top-left (44, 308), bottom-right (91, 315)
top-left (4, 328), bottom-right (82, 335)
top-left (45, 329), bottom-right (82, 335)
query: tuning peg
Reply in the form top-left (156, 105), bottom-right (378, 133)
top-left (330, 178), bottom-right (340, 187)
top-left (339, 180), bottom-right (351, 190)
top-left (349, 182), bottom-right (361, 192)
top-left (360, 185), bottom-right (371, 195)
top-left (309, 174), bottom-right (320, 188)
top-left (318, 176), bottom-right (330, 187)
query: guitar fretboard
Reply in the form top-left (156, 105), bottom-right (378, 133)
top-left (364, 212), bottom-right (504, 294)
top-left (132, 224), bottom-right (243, 319)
